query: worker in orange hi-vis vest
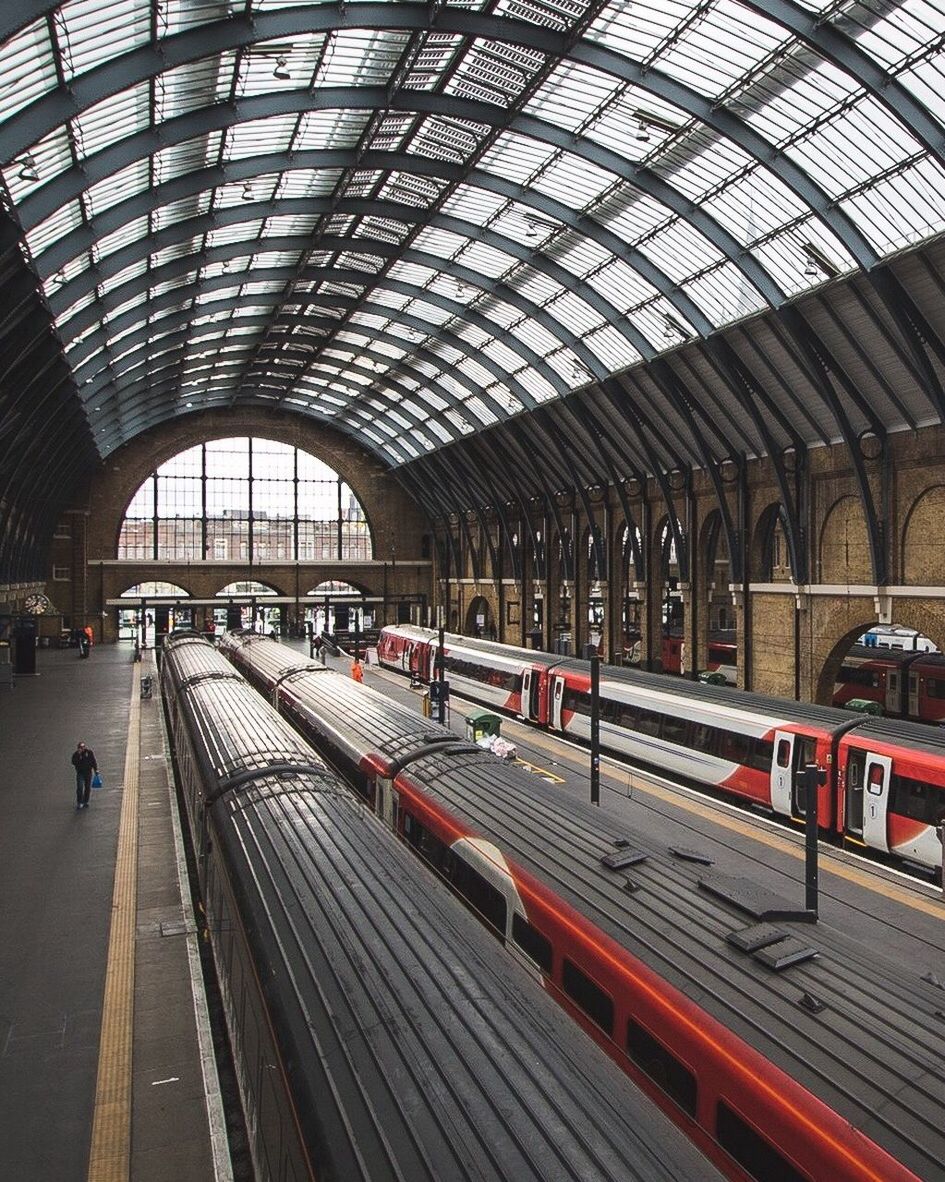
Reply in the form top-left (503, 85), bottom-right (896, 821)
top-left (351, 659), bottom-right (364, 683)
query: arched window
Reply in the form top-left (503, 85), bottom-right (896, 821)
top-left (118, 437), bottom-right (372, 561)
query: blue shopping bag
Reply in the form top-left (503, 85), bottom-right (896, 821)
top-left (91, 772), bottom-right (103, 789)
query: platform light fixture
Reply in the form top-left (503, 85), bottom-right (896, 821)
top-left (273, 55), bottom-right (291, 81)
top-left (663, 314), bottom-right (692, 342)
top-left (801, 241), bottom-right (840, 280)
top-left (17, 154), bottom-right (39, 181)
top-left (633, 108), bottom-right (683, 140)
top-left (241, 180), bottom-right (254, 201)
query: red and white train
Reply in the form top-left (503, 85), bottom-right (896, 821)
top-left (377, 625), bottom-right (945, 873)
top-left (221, 630), bottom-right (941, 1182)
top-left (834, 645), bottom-right (945, 724)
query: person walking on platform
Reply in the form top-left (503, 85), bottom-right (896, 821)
top-left (71, 741), bottom-right (98, 810)
top-left (351, 658), bottom-right (364, 683)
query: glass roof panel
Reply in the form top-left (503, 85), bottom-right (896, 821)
top-left (0, 0), bottom-right (942, 466)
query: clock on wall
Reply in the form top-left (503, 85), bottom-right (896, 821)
top-left (24, 593), bottom-right (50, 614)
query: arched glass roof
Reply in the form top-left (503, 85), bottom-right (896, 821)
top-left (0, 0), bottom-right (943, 465)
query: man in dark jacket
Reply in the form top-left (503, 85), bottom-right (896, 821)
top-left (71, 742), bottom-right (98, 809)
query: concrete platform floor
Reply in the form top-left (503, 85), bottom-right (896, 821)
top-left (0, 643), bottom-right (225, 1182)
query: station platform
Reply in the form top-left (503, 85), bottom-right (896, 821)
top-left (0, 644), bottom-right (227, 1182)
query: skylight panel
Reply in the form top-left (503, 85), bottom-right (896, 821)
top-left (155, 54), bottom-right (239, 120)
top-left (586, 0), bottom-right (679, 55)
top-left (481, 133), bottom-right (557, 185)
top-left (26, 201), bottom-right (83, 256)
top-left (55, 289), bottom-right (97, 325)
top-left (316, 29), bottom-right (411, 87)
top-left (458, 395), bottom-right (498, 426)
top-left (402, 298), bottom-right (453, 327)
top-left (786, 97), bottom-right (922, 200)
top-left (549, 290), bottom-right (607, 336)
top-left (482, 337), bottom-right (527, 374)
top-left (743, 59), bottom-right (860, 147)
top-left (682, 260), bottom-right (768, 326)
top-left (702, 168), bottom-right (808, 242)
top-left (638, 217), bottom-right (724, 283)
top-left (0, 20), bottom-right (55, 122)
top-left (3, 126), bottom-right (72, 205)
top-left (85, 159), bottom-right (151, 218)
top-left (508, 266), bottom-right (564, 304)
top-left (413, 226), bottom-right (468, 258)
top-left (441, 184), bottom-right (508, 228)
top-left (455, 239), bottom-right (515, 280)
top-left (153, 193), bottom-right (213, 232)
top-left (444, 408), bottom-right (473, 435)
top-left (294, 109), bottom-right (371, 151)
top-left (584, 323), bottom-right (642, 370)
top-left (273, 168), bottom-right (344, 199)
top-left (658, 133), bottom-right (755, 203)
top-left (150, 241), bottom-right (201, 270)
top-left (517, 367), bottom-right (559, 403)
top-left (511, 317), bottom-right (567, 356)
top-left (655, 0), bottom-right (787, 100)
top-left (902, 57), bottom-right (945, 126)
top-left (154, 133), bottom-right (223, 184)
top-left (532, 151), bottom-right (616, 209)
top-left (591, 184), bottom-right (670, 243)
top-left (226, 114), bottom-right (299, 159)
top-left (207, 221), bottom-right (264, 248)
top-left (74, 83), bottom-right (150, 158)
top-left (526, 60), bottom-right (619, 133)
top-left (586, 258), bottom-right (658, 312)
top-left (841, 156), bottom-right (945, 254)
top-left (58, 0), bottom-right (151, 80)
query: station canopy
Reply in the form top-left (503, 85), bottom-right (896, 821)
top-left (1, 0), bottom-right (945, 481)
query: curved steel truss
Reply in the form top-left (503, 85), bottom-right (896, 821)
top-left (1, 0), bottom-right (945, 580)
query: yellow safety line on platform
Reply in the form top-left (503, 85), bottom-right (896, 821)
top-left (87, 670), bottom-right (141, 1182)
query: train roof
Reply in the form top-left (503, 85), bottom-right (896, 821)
top-left (850, 714), bottom-right (945, 755)
top-left (394, 744), bottom-right (945, 1181)
top-left (553, 658), bottom-right (856, 729)
top-left (175, 641), bottom-right (719, 1181)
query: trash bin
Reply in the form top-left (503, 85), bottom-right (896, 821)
top-left (844, 697), bottom-right (884, 716)
top-left (465, 707), bottom-right (502, 743)
top-left (697, 670), bottom-right (728, 686)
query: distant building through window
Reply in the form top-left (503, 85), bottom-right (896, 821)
top-left (118, 437), bottom-right (372, 562)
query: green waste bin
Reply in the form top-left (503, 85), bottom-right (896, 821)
top-left (466, 707), bottom-right (502, 743)
top-left (844, 697), bottom-right (884, 716)
top-left (697, 670), bottom-right (728, 686)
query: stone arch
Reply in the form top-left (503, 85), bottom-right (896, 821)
top-left (814, 608), bottom-right (945, 706)
top-left (751, 501), bottom-right (795, 582)
top-left (118, 579), bottom-right (194, 599)
top-left (465, 595), bottom-right (495, 639)
top-left (215, 578), bottom-right (285, 597)
top-left (902, 485), bottom-right (945, 585)
top-left (819, 495), bottom-right (872, 584)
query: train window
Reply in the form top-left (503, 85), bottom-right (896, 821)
top-left (616, 702), bottom-right (639, 729)
top-left (746, 738), bottom-right (773, 773)
top-left (562, 959), bottom-right (614, 1034)
top-left (926, 678), bottom-right (945, 699)
top-left (776, 739), bottom-right (791, 768)
top-left (719, 729), bottom-right (749, 764)
top-left (890, 774), bottom-right (943, 824)
top-left (661, 715), bottom-right (689, 746)
top-left (867, 764), bottom-right (885, 795)
top-left (512, 913), bottom-right (553, 972)
top-left (716, 1101), bottom-right (807, 1182)
top-left (450, 856), bottom-right (508, 938)
top-left (691, 723), bottom-right (720, 756)
top-left (636, 709), bottom-right (661, 737)
top-left (626, 1019), bottom-right (697, 1117)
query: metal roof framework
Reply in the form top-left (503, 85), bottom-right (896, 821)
top-left (1, 0), bottom-right (945, 582)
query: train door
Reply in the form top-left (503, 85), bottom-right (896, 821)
top-left (789, 736), bottom-right (817, 816)
top-left (862, 752), bottom-right (893, 852)
top-left (552, 676), bottom-right (566, 730)
top-left (845, 748), bottom-right (866, 837)
top-left (770, 731), bottom-right (795, 815)
top-left (886, 669), bottom-right (900, 715)
top-left (521, 668), bottom-right (541, 721)
top-left (908, 672), bottom-right (920, 718)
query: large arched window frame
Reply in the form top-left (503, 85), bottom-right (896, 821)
top-left (118, 437), bottom-right (372, 562)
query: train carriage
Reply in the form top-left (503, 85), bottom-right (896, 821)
top-left (163, 632), bottom-right (723, 1182)
top-left (224, 632), bottom-right (945, 1182)
top-left (378, 626), bottom-right (945, 870)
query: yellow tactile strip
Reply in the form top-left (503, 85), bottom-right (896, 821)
top-left (87, 670), bottom-right (140, 1182)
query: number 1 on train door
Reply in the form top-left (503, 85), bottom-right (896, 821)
top-left (862, 753), bottom-right (892, 853)
top-left (770, 731), bottom-right (794, 816)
